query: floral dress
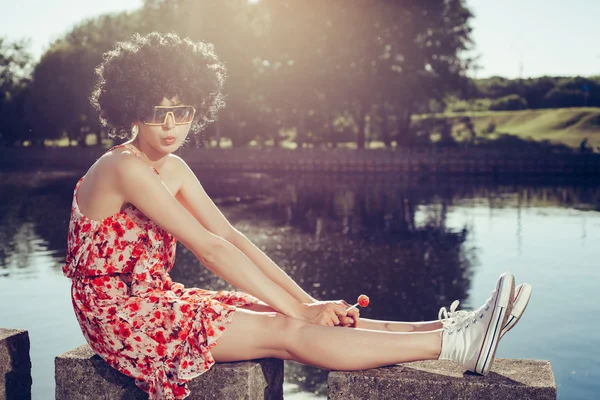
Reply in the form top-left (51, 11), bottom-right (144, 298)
top-left (62, 144), bottom-right (259, 399)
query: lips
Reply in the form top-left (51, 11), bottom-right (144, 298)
top-left (163, 137), bottom-right (176, 144)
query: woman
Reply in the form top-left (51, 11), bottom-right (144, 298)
top-left (63, 32), bottom-right (531, 399)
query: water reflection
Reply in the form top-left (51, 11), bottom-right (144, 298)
top-left (1, 171), bottom-right (600, 398)
top-left (0, 174), bottom-right (73, 277)
top-left (171, 174), bottom-right (477, 316)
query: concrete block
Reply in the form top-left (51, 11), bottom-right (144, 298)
top-left (0, 328), bottom-right (32, 400)
top-left (328, 358), bottom-right (556, 400)
top-left (55, 344), bottom-right (283, 399)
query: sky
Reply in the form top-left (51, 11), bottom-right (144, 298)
top-left (0, 0), bottom-right (598, 79)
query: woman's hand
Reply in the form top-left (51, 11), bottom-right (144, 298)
top-left (300, 300), bottom-right (360, 327)
top-left (300, 301), bottom-right (350, 327)
top-left (338, 299), bottom-right (360, 328)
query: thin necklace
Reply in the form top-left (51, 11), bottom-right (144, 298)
top-left (129, 139), bottom-right (162, 172)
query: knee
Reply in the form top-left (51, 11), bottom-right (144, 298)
top-left (272, 313), bottom-right (307, 359)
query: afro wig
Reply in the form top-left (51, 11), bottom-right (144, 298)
top-left (90, 32), bottom-right (226, 139)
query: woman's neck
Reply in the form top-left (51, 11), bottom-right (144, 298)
top-left (126, 137), bottom-right (169, 171)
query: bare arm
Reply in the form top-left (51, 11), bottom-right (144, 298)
top-left (114, 154), bottom-right (305, 319)
top-left (226, 231), bottom-right (317, 303)
top-left (175, 157), bottom-right (317, 304)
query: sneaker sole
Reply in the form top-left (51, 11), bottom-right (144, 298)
top-left (500, 283), bottom-right (532, 339)
top-left (473, 272), bottom-right (515, 375)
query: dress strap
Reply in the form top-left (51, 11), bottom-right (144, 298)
top-left (108, 144), bottom-right (160, 175)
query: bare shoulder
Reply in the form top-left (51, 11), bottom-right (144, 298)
top-left (84, 147), bottom-right (158, 196)
top-left (76, 147), bottom-right (149, 220)
top-left (167, 153), bottom-right (192, 175)
top-left (93, 146), bottom-right (150, 179)
top-left (94, 149), bottom-right (186, 196)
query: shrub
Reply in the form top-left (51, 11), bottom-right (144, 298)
top-left (489, 94), bottom-right (528, 111)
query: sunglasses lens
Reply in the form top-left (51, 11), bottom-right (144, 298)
top-left (172, 107), bottom-right (194, 123)
top-left (154, 108), bottom-right (169, 124)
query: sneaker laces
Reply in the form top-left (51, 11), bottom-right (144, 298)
top-left (438, 292), bottom-right (495, 333)
top-left (439, 300), bottom-right (470, 330)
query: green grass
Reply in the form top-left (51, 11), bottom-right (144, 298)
top-left (417, 107), bottom-right (600, 149)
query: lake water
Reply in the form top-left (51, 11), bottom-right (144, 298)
top-left (1, 170), bottom-right (599, 399)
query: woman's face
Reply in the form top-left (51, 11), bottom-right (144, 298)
top-left (134, 95), bottom-right (194, 153)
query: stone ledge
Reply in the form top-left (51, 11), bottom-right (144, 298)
top-left (328, 358), bottom-right (556, 400)
top-left (0, 328), bottom-right (32, 400)
top-left (55, 344), bottom-right (283, 400)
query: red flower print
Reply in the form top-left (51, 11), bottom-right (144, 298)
top-left (153, 331), bottom-right (167, 345)
top-left (135, 273), bottom-right (147, 281)
top-left (112, 221), bottom-right (125, 237)
top-left (173, 385), bottom-right (187, 397)
top-left (177, 330), bottom-right (187, 341)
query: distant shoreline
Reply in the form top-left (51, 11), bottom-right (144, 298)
top-left (2, 147), bottom-right (600, 176)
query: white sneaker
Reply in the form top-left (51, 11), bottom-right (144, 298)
top-left (500, 283), bottom-right (532, 339)
top-left (440, 283), bottom-right (532, 339)
top-left (438, 272), bottom-right (515, 375)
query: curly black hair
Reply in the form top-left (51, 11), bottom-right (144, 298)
top-left (90, 32), bottom-right (226, 139)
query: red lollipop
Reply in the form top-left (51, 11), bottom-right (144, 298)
top-left (358, 294), bottom-right (370, 308)
top-left (346, 294), bottom-right (370, 312)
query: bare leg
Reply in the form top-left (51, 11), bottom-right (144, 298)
top-left (359, 318), bottom-right (442, 332)
top-left (239, 303), bottom-right (442, 332)
top-left (211, 308), bottom-right (442, 370)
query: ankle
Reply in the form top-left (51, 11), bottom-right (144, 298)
top-left (432, 329), bottom-right (443, 359)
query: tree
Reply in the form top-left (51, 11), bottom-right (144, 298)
top-left (0, 38), bottom-right (33, 146)
top-left (543, 87), bottom-right (586, 109)
top-left (25, 11), bottom-right (146, 146)
top-left (256, 0), bottom-right (474, 149)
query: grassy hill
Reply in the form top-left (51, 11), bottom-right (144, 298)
top-left (418, 107), bottom-right (600, 150)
